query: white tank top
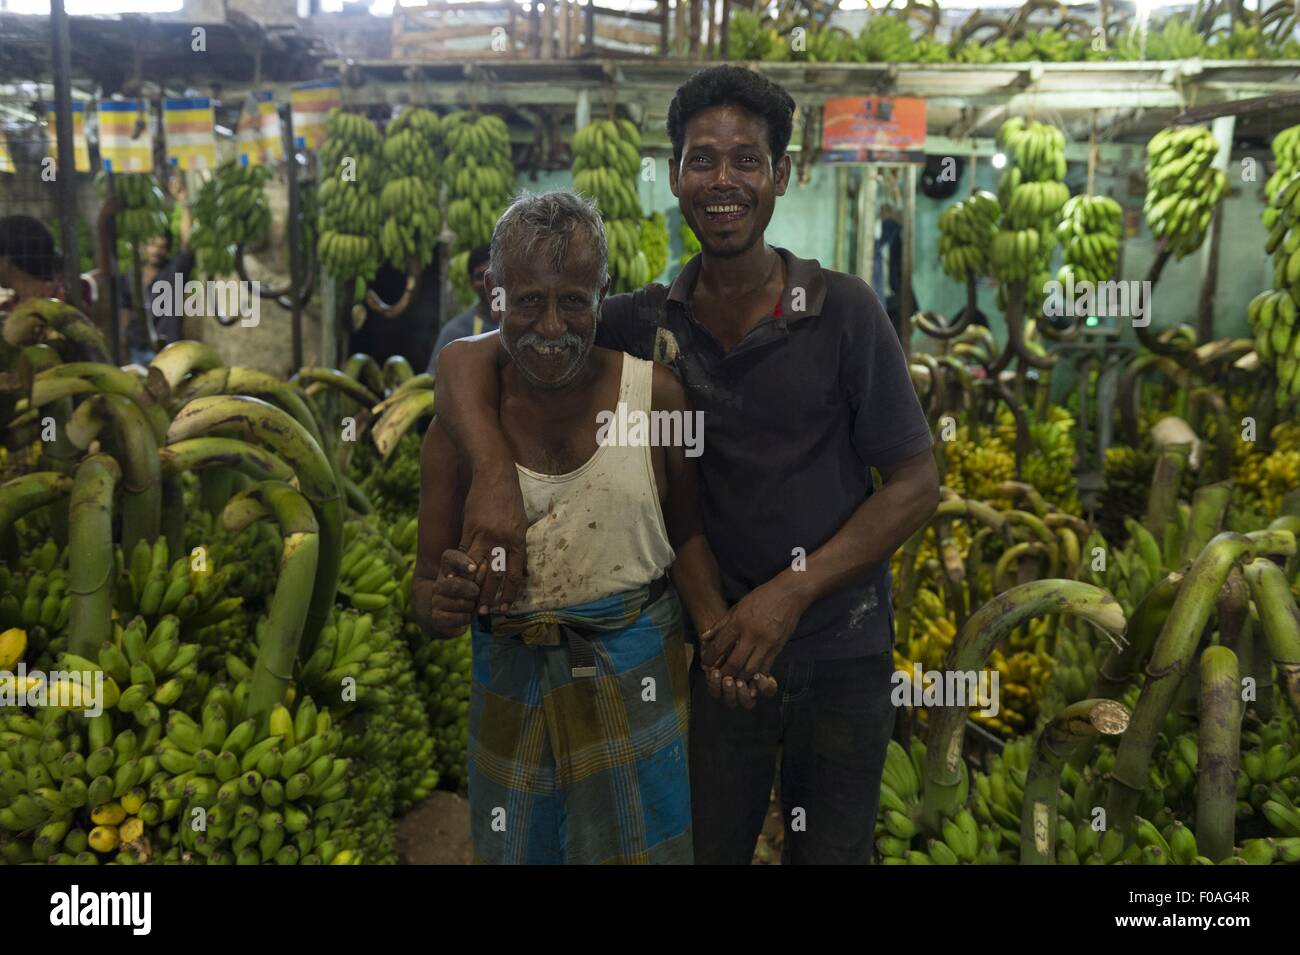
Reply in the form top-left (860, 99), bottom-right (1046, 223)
top-left (510, 354), bottom-right (675, 613)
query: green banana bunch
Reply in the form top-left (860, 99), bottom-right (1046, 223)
top-left (378, 108), bottom-right (444, 273)
top-left (639, 212), bottom-right (669, 284)
top-left (938, 190), bottom-right (1000, 282)
top-left (992, 119), bottom-right (1068, 307)
top-left (96, 171), bottom-right (169, 249)
top-left (571, 118), bottom-right (649, 293)
top-left (679, 213), bottom-right (701, 268)
top-left (726, 9), bottom-right (775, 60)
top-left (1113, 17), bottom-right (1207, 61)
top-left (317, 109), bottom-right (384, 297)
top-left (444, 111), bottom-right (516, 260)
top-left (335, 517), bottom-right (407, 612)
top-left (1144, 125), bottom-right (1227, 260)
top-left (1057, 195), bottom-right (1123, 286)
top-left (0, 546), bottom-right (70, 665)
top-left (112, 535), bottom-right (244, 647)
top-left (411, 628), bottom-right (471, 788)
top-left (190, 162), bottom-right (273, 278)
top-left (856, 16), bottom-right (917, 63)
top-left (1252, 126), bottom-right (1300, 405)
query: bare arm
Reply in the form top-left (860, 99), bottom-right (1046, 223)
top-left (412, 417), bottom-right (482, 639)
top-left (434, 332), bottom-right (528, 614)
top-left (652, 364), bottom-right (727, 635)
top-left (708, 448), bottom-right (940, 680)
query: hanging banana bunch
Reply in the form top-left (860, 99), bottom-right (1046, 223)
top-left (443, 111), bottom-right (515, 303)
top-left (190, 162), bottom-right (274, 278)
top-left (378, 108), bottom-right (443, 273)
top-left (1250, 127), bottom-right (1300, 405)
top-left (938, 190), bottom-right (999, 282)
top-left (1143, 125), bottom-right (1227, 260)
top-left (317, 109), bottom-right (383, 304)
top-left (1056, 195), bottom-right (1123, 286)
top-left (96, 172), bottom-right (169, 249)
top-left (572, 118), bottom-right (649, 293)
top-left (991, 118), bottom-right (1070, 311)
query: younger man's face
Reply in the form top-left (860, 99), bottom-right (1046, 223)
top-left (670, 104), bottom-right (791, 259)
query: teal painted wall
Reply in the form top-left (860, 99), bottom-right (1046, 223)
top-left (511, 152), bottom-right (1272, 355)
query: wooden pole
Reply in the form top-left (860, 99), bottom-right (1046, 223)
top-left (833, 164), bottom-right (847, 272)
top-left (690, 0), bottom-right (701, 59)
top-left (901, 162), bottom-right (917, 351)
top-left (283, 104), bottom-right (304, 370)
top-left (50, 0), bottom-right (82, 313)
top-left (855, 165), bottom-right (878, 285)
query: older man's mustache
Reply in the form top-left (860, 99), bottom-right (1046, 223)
top-left (515, 331), bottom-right (586, 356)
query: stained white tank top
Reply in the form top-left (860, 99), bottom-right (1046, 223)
top-left (510, 354), bottom-right (675, 613)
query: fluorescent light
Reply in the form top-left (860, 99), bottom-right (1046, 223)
top-left (991, 152), bottom-right (1007, 169)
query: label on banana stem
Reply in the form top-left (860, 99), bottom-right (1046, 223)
top-left (1034, 801), bottom-right (1051, 856)
top-left (945, 728), bottom-right (963, 775)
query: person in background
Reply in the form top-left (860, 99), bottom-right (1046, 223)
top-left (108, 170), bottom-right (194, 366)
top-left (0, 214), bottom-right (97, 315)
top-left (426, 244), bottom-right (495, 375)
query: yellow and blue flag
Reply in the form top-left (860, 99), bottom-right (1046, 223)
top-left (163, 97), bottom-right (216, 170)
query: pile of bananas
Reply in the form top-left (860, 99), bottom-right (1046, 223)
top-left (1233, 424), bottom-right (1300, 518)
top-left (0, 542), bottom-right (69, 664)
top-left (378, 109), bottom-right (443, 273)
top-left (190, 162), bottom-right (273, 278)
top-left (639, 212), bottom-right (669, 284)
top-left (937, 190), bottom-right (1000, 282)
top-left (317, 109), bottom-right (383, 299)
top-left (893, 588), bottom-right (1051, 738)
top-left (97, 171), bottom-right (169, 247)
top-left (1057, 195), bottom-right (1123, 286)
top-left (411, 630), bottom-right (470, 788)
top-left (1144, 125), bottom-right (1227, 259)
top-left (335, 516), bottom-right (413, 613)
top-left (444, 111), bottom-right (515, 253)
top-left (726, 9), bottom-right (775, 60)
top-left (991, 405), bottom-right (1079, 514)
top-left (1099, 446), bottom-right (1157, 544)
top-left (940, 423), bottom-right (1017, 501)
top-left (1265, 125), bottom-right (1300, 211)
top-left (992, 119), bottom-right (1067, 303)
top-left (1006, 28), bottom-right (1089, 63)
top-left (113, 536), bottom-right (246, 653)
top-left (572, 119), bottom-right (650, 293)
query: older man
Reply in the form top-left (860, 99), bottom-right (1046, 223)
top-left (413, 192), bottom-right (756, 864)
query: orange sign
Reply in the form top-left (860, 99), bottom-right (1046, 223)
top-left (822, 96), bottom-right (927, 164)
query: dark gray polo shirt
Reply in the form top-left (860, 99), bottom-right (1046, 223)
top-left (596, 247), bottom-right (932, 661)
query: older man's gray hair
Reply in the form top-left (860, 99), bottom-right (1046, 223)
top-left (489, 191), bottom-right (609, 295)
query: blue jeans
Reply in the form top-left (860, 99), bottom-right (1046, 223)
top-left (688, 651), bottom-right (897, 865)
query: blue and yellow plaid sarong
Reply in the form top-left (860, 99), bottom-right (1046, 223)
top-left (468, 582), bottom-right (692, 864)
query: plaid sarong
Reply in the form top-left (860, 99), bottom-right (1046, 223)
top-left (468, 583), bottom-right (692, 864)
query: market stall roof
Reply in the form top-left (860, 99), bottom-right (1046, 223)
top-left (0, 12), bottom-right (332, 91)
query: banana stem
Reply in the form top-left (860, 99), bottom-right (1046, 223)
top-left (0, 472), bottom-right (73, 560)
top-left (382, 355), bottom-right (414, 391)
top-left (167, 395), bottom-right (342, 660)
top-left (68, 454), bottom-right (121, 659)
top-left (292, 366), bottom-right (380, 410)
top-left (1106, 532), bottom-right (1256, 837)
top-left (222, 481), bottom-right (320, 723)
top-left (342, 353), bottom-right (385, 396)
top-left (1196, 646), bottom-right (1240, 863)
top-left (31, 363), bottom-right (170, 442)
top-left (342, 475), bottom-right (373, 515)
top-left (1143, 444), bottom-right (1191, 544)
top-left (66, 392), bottom-right (161, 552)
top-left (148, 341), bottom-right (224, 392)
top-left (1021, 699), bottom-right (1130, 865)
top-left (920, 579), bottom-right (1126, 833)
top-left (1182, 481), bottom-right (1232, 565)
top-left (1243, 558), bottom-right (1300, 723)
top-left (158, 437), bottom-right (296, 487)
top-left (199, 469), bottom-right (235, 516)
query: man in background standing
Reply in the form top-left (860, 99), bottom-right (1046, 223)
top-left (426, 244), bottom-right (495, 375)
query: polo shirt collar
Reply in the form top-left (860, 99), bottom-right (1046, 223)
top-left (667, 246), bottom-right (828, 322)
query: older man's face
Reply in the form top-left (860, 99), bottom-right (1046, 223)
top-left (491, 237), bottom-right (605, 390)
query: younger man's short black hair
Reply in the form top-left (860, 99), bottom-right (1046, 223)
top-left (666, 66), bottom-right (797, 166)
top-left (467, 244), bottom-right (491, 277)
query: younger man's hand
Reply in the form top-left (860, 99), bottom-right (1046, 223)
top-left (428, 548), bottom-right (482, 638)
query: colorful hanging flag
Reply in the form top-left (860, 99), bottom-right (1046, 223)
top-left (237, 90), bottom-right (283, 166)
top-left (290, 79), bottom-right (341, 151)
top-left (98, 100), bottom-right (153, 173)
top-left (45, 100), bottom-right (91, 173)
top-left (0, 129), bottom-right (14, 174)
top-left (163, 97), bottom-right (216, 170)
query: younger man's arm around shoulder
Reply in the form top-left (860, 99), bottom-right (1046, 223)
top-left (411, 415), bottom-right (485, 640)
